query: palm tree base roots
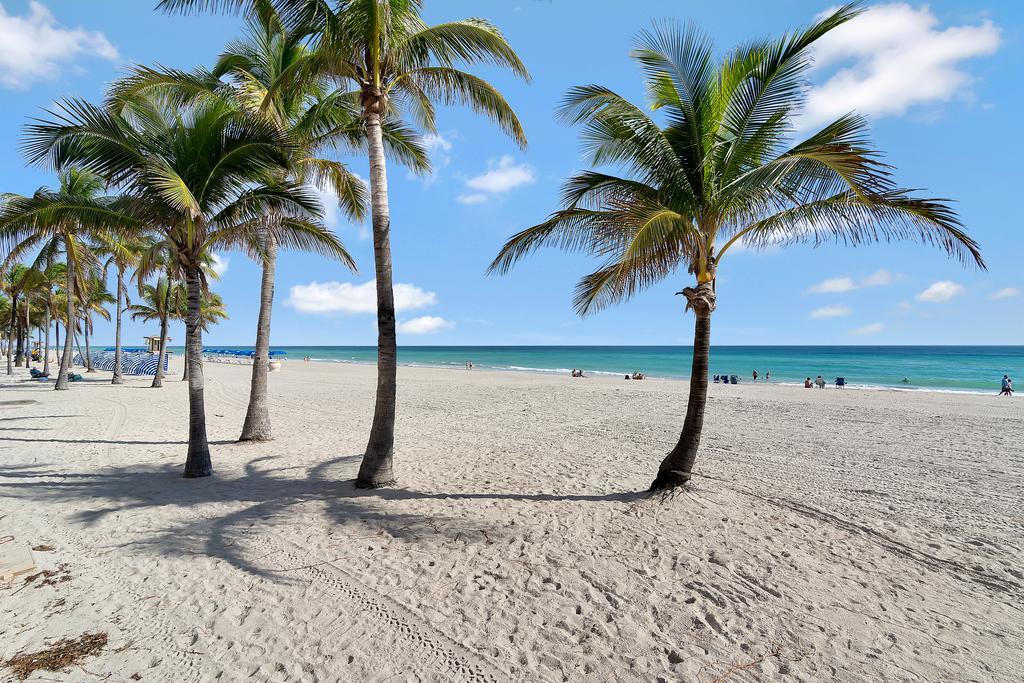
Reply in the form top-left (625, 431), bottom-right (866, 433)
top-left (649, 469), bottom-right (692, 492)
top-left (111, 376), bottom-right (124, 385)
top-left (354, 478), bottom-right (397, 489)
top-left (238, 432), bottom-right (272, 443)
top-left (183, 462), bottom-right (213, 478)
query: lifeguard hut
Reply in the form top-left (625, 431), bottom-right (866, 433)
top-left (143, 335), bottom-right (169, 354)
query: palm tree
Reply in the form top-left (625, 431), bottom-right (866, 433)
top-left (162, 0), bottom-right (529, 487)
top-left (490, 6), bottom-right (984, 491)
top-left (127, 276), bottom-right (175, 378)
top-left (95, 233), bottom-right (148, 384)
top-left (26, 92), bottom-right (346, 477)
top-left (0, 170), bottom-right (128, 389)
top-left (38, 262), bottom-right (66, 377)
top-left (118, 6), bottom-right (365, 439)
top-left (2, 264), bottom-right (28, 375)
top-left (78, 274), bottom-right (115, 372)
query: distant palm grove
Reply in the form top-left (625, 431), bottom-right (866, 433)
top-left (0, 1), bottom-right (981, 491)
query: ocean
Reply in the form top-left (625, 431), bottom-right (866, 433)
top-left (176, 345), bottom-right (1023, 395)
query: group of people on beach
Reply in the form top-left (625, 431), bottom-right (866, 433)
top-left (804, 375), bottom-right (827, 389)
top-left (1001, 375), bottom-right (1014, 396)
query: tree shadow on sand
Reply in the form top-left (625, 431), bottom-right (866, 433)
top-left (0, 455), bottom-right (645, 580)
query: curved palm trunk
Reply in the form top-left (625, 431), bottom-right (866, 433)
top-left (112, 268), bottom-right (124, 385)
top-left (356, 111), bottom-right (398, 488)
top-left (55, 260), bottom-right (75, 390)
top-left (84, 317), bottom-right (94, 372)
top-left (5, 293), bottom-right (17, 376)
top-left (182, 350), bottom-right (189, 381)
top-left (240, 230), bottom-right (277, 442)
top-left (650, 284), bottom-right (716, 491)
top-left (182, 266), bottom-right (212, 478)
top-left (43, 303), bottom-right (51, 376)
top-left (15, 308), bottom-right (24, 367)
top-left (151, 286), bottom-right (171, 388)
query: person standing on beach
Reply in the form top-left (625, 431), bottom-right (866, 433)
top-left (1000, 375), bottom-right (1013, 396)
top-left (766, 370), bottom-right (771, 382)
top-left (752, 369), bottom-right (759, 382)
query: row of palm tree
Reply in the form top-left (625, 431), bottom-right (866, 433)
top-left (1, 0), bottom-right (984, 492)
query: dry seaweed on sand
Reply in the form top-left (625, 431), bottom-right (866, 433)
top-left (31, 544), bottom-right (56, 552)
top-left (22, 562), bottom-right (71, 588)
top-left (4, 632), bottom-right (108, 680)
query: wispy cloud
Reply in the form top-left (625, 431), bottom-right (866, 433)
top-left (287, 280), bottom-right (436, 315)
top-left (850, 322), bottom-right (885, 336)
top-left (990, 287), bottom-right (1019, 301)
top-left (458, 155), bottom-right (535, 204)
top-left (396, 316), bottom-right (454, 335)
top-left (807, 269), bottom-right (896, 294)
top-left (210, 253), bottom-right (230, 278)
top-left (917, 280), bottom-right (963, 303)
top-left (810, 305), bottom-right (852, 319)
top-left (801, 3), bottom-right (1001, 129)
top-left (0, 1), bottom-right (119, 89)
top-left (808, 276), bottom-right (856, 294)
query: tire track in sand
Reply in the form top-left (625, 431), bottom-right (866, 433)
top-left (244, 529), bottom-right (509, 682)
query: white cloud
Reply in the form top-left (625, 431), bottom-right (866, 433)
top-left (422, 133), bottom-right (452, 154)
top-left (860, 269), bottom-right (894, 287)
top-left (808, 269), bottom-right (898, 294)
top-left (990, 287), bottom-right (1019, 301)
top-left (808, 276), bottom-right (856, 294)
top-left (396, 316), bottom-right (454, 335)
top-left (801, 4), bottom-right (1000, 129)
top-left (0, 1), bottom-right (119, 89)
top-left (459, 155), bottom-right (535, 204)
top-left (456, 193), bottom-right (489, 205)
top-left (810, 305), bottom-right (852, 319)
top-left (287, 280), bottom-right (437, 314)
top-left (917, 280), bottom-right (964, 303)
top-left (850, 322), bottom-right (885, 336)
top-left (210, 253), bottom-right (230, 277)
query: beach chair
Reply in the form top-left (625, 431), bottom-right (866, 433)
top-left (835, 377), bottom-right (846, 388)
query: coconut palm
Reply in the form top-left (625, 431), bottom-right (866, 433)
top-left (490, 6), bottom-right (984, 491)
top-left (0, 169), bottom-right (128, 389)
top-left (2, 264), bottom-right (29, 374)
top-left (37, 262), bottom-right (66, 376)
top-left (128, 275), bottom-right (176, 381)
top-left (25, 93), bottom-right (348, 477)
top-left (94, 233), bottom-right (149, 384)
top-left (162, 0), bottom-right (529, 487)
top-left (117, 6), bottom-right (368, 438)
top-left (77, 274), bottom-right (115, 372)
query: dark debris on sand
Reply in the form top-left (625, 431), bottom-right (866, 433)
top-left (4, 632), bottom-right (108, 680)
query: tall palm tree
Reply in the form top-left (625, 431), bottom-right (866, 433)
top-left (95, 233), bottom-right (149, 384)
top-left (38, 262), bottom-right (66, 376)
top-left (1, 265), bottom-right (29, 375)
top-left (78, 274), bottom-right (115, 372)
top-left (128, 275), bottom-right (176, 381)
top-left (162, 0), bottom-right (529, 487)
top-left (0, 170), bottom-right (127, 389)
top-left (26, 93), bottom-right (347, 477)
top-left (118, 5), bottom-right (366, 439)
top-left (490, 6), bottom-right (984, 491)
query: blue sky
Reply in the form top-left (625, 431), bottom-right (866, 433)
top-left (1, 0), bottom-right (1021, 346)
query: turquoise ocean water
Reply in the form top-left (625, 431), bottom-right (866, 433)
top-left (177, 346), bottom-right (1023, 394)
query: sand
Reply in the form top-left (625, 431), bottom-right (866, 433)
top-left (1, 358), bottom-right (1022, 682)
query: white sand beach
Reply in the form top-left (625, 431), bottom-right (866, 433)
top-left (1, 360), bottom-right (1022, 681)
